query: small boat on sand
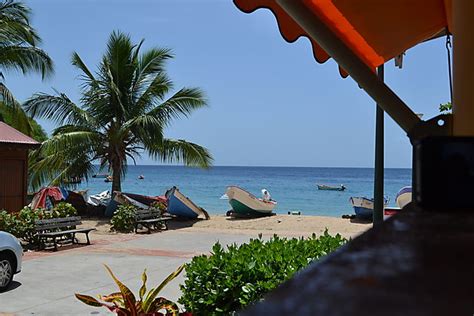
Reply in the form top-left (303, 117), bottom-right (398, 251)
top-left (317, 184), bottom-right (346, 191)
top-left (165, 187), bottom-right (209, 219)
top-left (225, 186), bottom-right (276, 217)
top-left (349, 196), bottom-right (388, 220)
top-left (105, 192), bottom-right (167, 217)
top-left (395, 186), bottom-right (412, 208)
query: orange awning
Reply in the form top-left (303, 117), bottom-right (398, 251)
top-left (234, 0), bottom-right (452, 76)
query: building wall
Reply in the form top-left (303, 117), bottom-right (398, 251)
top-left (0, 148), bottom-right (28, 212)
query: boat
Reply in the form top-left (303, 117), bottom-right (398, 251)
top-left (92, 173), bottom-right (109, 178)
top-left (225, 186), bottom-right (276, 217)
top-left (105, 192), bottom-right (167, 217)
top-left (87, 190), bottom-right (111, 207)
top-left (165, 186), bottom-right (209, 219)
top-left (104, 175), bottom-right (113, 183)
top-left (138, 175), bottom-right (145, 180)
top-left (317, 184), bottom-right (346, 191)
top-left (349, 196), bottom-right (389, 220)
top-left (395, 186), bottom-right (412, 208)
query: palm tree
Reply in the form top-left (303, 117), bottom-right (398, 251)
top-left (0, 0), bottom-right (53, 135)
top-left (24, 31), bottom-right (212, 192)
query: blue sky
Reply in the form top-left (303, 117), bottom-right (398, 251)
top-left (7, 0), bottom-right (450, 168)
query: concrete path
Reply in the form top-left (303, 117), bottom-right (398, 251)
top-left (0, 230), bottom-right (262, 315)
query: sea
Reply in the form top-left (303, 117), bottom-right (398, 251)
top-left (78, 166), bottom-right (411, 218)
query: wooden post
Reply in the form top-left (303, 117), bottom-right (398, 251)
top-left (373, 65), bottom-right (384, 226)
top-left (452, 1), bottom-right (474, 135)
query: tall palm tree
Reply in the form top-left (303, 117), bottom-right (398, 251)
top-left (25, 31), bottom-right (212, 192)
top-left (0, 0), bottom-right (53, 135)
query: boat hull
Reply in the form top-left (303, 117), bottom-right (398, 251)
top-left (317, 185), bottom-right (345, 191)
top-left (350, 197), bottom-right (388, 220)
top-left (395, 186), bottom-right (412, 209)
top-left (226, 186), bottom-right (276, 217)
top-left (166, 187), bottom-right (208, 219)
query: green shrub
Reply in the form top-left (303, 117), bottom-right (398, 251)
top-left (51, 202), bottom-right (77, 218)
top-left (111, 204), bottom-right (137, 232)
top-left (179, 231), bottom-right (347, 315)
top-left (0, 203), bottom-right (78, 245)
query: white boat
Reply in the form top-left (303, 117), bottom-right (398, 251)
top-left (225, 186), bottom-right (276, 217)
top-left (395, 186), bottom-right (412, 208)
top-left (349, 196), bottom-right (388, 220)
top-left (87, 190), bottom-right (111, 207)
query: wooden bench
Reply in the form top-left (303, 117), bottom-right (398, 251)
top-left (134, 209), bottom-right (172, 234)
top-left (35, 216), bottom-right (96, 251)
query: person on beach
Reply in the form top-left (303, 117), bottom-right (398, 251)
top-left (262, 189), bottom-right (271, 201)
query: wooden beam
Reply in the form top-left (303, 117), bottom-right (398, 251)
top-left (452, 0), bottom-right (474, 136)
top-left (276, 0), bottom-right (421, 134)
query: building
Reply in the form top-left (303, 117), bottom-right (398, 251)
top-left (0, 122), bottom-right (40, 212)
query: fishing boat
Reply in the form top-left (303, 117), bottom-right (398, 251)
top-left (225, 186), bottom-right (276, 217)
top-left (165, 186), bottom-right (209, 219)
top-left (317, 184), bottom-right (346, 191)
top-left (349, 196), bottom-right (389, 220)
top-left (105, 192), bottom-right (167, 217)
top-left (92, 173), bottom-right (109, 178)
top-left (395, 186), bottom-right (412, 208)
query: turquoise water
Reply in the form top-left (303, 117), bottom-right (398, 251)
top-left (78, 166), bottom-right (411, 217)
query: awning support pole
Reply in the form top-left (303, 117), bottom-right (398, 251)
top-left (453, 1), bottom-right (474, 135)
top-left (373, 65), bottom-right (384, 226)
top-left (276, 0), bottom-right (420, 134)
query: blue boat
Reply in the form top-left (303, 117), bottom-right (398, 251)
top-left (165, 187), bottom-right (209, 219)
top-left (349, 196), bottom-right (389, 220)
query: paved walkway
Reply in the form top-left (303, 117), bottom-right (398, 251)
top-left (0, 230), bottom-right (260, 315)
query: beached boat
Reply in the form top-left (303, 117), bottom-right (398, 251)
top-left (317, 184), bottom-right (346, 191)
top-left (225, 186), bottom-right (276, 217)
top-left (166, 187), bottom-right (209, 219)
top-left (395, 186), bottom-right (412, 208)
top-left (349, 196), bottom-right (388, 220)
top-left (104, 191), bottom-right (167, 217)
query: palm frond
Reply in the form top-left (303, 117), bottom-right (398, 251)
top-left (148, 138), bottom-right (213, 168)
top-left (146, 87), bottom-right (207, 127)
top-left (24, 92), bottom-right (95, 126)
top-left (0, 45), bottom-right (53, 79)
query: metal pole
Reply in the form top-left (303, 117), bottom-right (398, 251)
top-left (373, 65), bottom-right (384, 226)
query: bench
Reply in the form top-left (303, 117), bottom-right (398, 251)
top-left (35, 216), bottom-right (96, 251)
top-left (134, 209), bottom-right (172, 234)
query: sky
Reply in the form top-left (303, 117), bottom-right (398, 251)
top-left (7, 0), bottom-right (451, 168)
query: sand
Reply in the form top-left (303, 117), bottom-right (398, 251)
top-left (81, 214), bottom-right (371, 239)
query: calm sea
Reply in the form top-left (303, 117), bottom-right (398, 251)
top-left (78, 166), bottom-right (411, 217)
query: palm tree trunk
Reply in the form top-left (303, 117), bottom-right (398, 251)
top-left (111, 162), bottom-right (122, 193)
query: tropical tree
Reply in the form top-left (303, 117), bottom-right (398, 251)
top-left (0, 0), bottom-right (53, 136)
top-left (25, 31), bottom-right (212, 192)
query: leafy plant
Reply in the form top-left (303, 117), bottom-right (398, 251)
top-left (0, 204), bottom-right (78, 245)
top-left (75, 264), bottom-right (188, 315)
top-left (111, 204), bottom-right (137, 233)
top-left (51, 202), bottom-right (77, 218)
top-left (439, 101), bottom-right (452, 113)
top-left (179, 231), bottom-right (347, 315)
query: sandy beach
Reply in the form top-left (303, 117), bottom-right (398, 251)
top-left (81, 214), bottom-right (371, 239)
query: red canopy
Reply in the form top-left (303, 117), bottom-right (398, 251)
top-left (234, 0), bottom-right (452, 76)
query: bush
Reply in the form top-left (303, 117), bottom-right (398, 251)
top-left (0, 203), bottom-right (78, 245)
top-left (110, 204), bottom-right (137, 232)
top-left (179, 231), bottom-right (347, 315)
